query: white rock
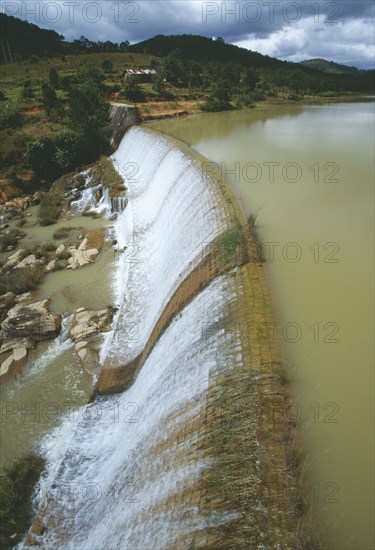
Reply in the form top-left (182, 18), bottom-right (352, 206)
top-left (14, 254), bottom-right (37, 269)
top-left (0, 347), bottom-right (27, 380)
top-left (55, 244), bottom-right (65, 256)
top-left (45, 259), bottom-right (56, 272)
top-left (74, 340), bottom-right (87, 351)
top-left (78, 348), bottom-right (87, 361)
top-left (4, 249), bottom-right (25, 269)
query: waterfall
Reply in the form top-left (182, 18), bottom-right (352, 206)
top-left (72, 182), bottom-right (111, 215)
top-left (24, 127), bottom-right (305, 549)
top-left (23, 315), bottom-right (73, 381)
top-left (110, 195), bottom-right (128, 213)
top-left (103, 127), bottom-right (229, 369)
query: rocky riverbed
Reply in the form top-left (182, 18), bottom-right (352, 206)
top-left (0, 160), bottom-right (125, 383)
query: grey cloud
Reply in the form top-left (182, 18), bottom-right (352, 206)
top-left (1, 0), bottom-right (373, 67)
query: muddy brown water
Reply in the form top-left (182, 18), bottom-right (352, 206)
top-left (0, 208), bottom-right (115, 468)
top-left (149, 101), bottom-right (375, 550)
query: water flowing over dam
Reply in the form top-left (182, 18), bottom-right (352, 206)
top-left (25, 127), bottom-right (316, 549)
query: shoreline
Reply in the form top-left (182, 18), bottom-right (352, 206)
top-left (123, 92), bottom-right (374, 122)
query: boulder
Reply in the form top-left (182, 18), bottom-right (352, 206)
top-left (66, 238), bottom-right (99, 269)
top-left (55, 244), bottom-right (65, 256)
top-left (0, 347), bottom-right (27, 381)
top-left (14, 254), bottom-right (38, 269)
top-left (0, 299), bottom-right (61, 354)
top-left (13, 196), bottom-right (30, 211)
top-left (0, 292), bottom-right (16, 323)
top-left (45, 259), bottom-right (57, 273)
top-left (15, 292), bottom-right (33, 304)
top-left (0, 292), bottom-right (16, 307)
top-left (3, 249), bottom-right (26, 270)
top-left (74, 340), bottom-right (99, 374)
top-left (70, 307), bottom-right (113, 341)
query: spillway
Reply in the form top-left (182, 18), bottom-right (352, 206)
top-left (24, 126), bottom-right (316, 549)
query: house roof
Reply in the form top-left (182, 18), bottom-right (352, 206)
top-left (124, 68), bottom-right (157, 75)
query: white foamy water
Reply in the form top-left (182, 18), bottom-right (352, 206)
top-left (24, 127), bottom-right (241, 548)
top-left (28, 274), bottom-right (241, 549)
top-left (72, 179), bottom-right (111, 215)
top-left (105, 127), bottom-right (229, 364)
top-left (21, 315), bottom-right (73, 381)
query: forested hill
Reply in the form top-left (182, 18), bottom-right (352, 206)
top-left (299, 58), bottom-right (361, 75)
top-left (130, 34), bottom-right (374, 92)
top-left (0, 13), bottom-right (374, 93)
top-left (129, 34), bottom-right (282, 68)
top-left (0, 13), bottom-right (66, 62)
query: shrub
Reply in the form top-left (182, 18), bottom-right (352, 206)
top-left (41, 82), bottom-right (57, 108)
top-left (0, 104), bottom-right (23, 130)
top-left (121, 77), bottom-right (146, 102)
top-left (0, 454), bottom-right (45, 550)
top-left (25, 131), bottom-right (81, 182)
top-left (201, 97), bottom-right (233, 112)
top-left (59, 73), bottom-right (79, 90)
top-left (101, 59), bottom-right (113, 73)
top-left (98, 156), bottom-right (124, 197)
top-left (0, 265), bottom-right (44, 294)
top-left (24, 137), bottom-right (57, 181)
top-left (48, 67), bottom-right (59, 89)
top-left (236, 93), bottom-right (255, 108)
top-left (38, 194), bottom-right (62, 226)
top-left (53, 227), bottom-right (71, 240)
top-left (0, 229), bottom-right (26, 251)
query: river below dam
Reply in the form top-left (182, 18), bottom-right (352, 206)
top-left (149, 100), bottom-right (375, 550)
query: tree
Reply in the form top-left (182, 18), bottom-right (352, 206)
top-left (243, 68), bottom-right (258, 90)
top-left (122, 76), bottom-right (146, 102)
top-left (158, 49), bottom-right (184, 84)
top-left (120, 41), bottom-right (130, 51)
top-left (68, 76), bottom-right (110, 160)
top-left (152, 74), bottom-right (165, 94)
top-left (101, 59), bottom-right (113, 73)
top-left (20, 80), bottom-right (33, 101)
top-left (41, 82), bottom-right (57, 108)
top-left (48, 67), bottom-right (59, 89)
top-left (201, 78), bottom-right (232, 112)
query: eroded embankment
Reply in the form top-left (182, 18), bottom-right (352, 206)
top-left (26, 127), bottom-right (321, 549)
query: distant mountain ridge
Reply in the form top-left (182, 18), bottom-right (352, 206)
top-left (299, 58), bottom-right (361, 75)
top-left (0, 14), bottom-right (373, 93)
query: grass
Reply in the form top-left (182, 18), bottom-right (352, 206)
top-left (0, 454), bottom-right (45, 550)
top-left (215, 222), bottom-right (247, 270)
top-left (247, 214), bottom-right (265, 263)
top-left (86, 229), bottom-right (105, 250)
top-left (0, 265), bottom-right (44, 294)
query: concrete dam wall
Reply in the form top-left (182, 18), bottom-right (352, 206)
top-left (25, 126), bottom-right (319, 549)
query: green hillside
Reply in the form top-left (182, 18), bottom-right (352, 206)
top-left (0, 13), bottom-right (67, 62)
top-left (299, 58), bottom-right (360, 75)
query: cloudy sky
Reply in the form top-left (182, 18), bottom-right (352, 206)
top-left (2, 1), bottom-right (374, 68)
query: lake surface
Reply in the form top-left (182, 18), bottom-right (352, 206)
top-left (150, 102), bottom-right (375, 550)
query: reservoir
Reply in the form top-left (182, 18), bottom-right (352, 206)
top-left (150, 101), bottom-right (375, 550)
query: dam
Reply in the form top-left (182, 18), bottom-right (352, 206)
top-left (24, 126), bottom-right (316, 548)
